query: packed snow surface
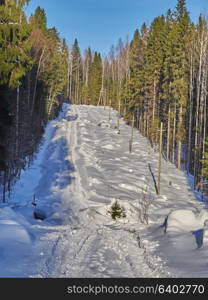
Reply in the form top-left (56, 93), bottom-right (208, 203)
top-left (1, 104), bottom-right (208, 277)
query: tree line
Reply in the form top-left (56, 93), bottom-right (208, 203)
top-left (0, 0), bottom-right (69, 201)
top-left (68, 0), bottom-right (208, 194)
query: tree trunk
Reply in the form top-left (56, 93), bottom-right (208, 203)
top-left (187, 51), bottom-right (194, 173)
top-left (15, 86), bottom-right (20, 158)
top-left (129, 113), bottom-right (135, 153)
top-left (167, 106), bottom-right (171, 161)
top-left (194, 30), bottom-right (204, 188)
top-left (172, 103), bottom-right (176, 164)
top-left (157, 122), bottom-right (163, 195)
top-left (177, 105), bottom-right (183, 170)
top-left (31, 48), bottom-right (45, 117)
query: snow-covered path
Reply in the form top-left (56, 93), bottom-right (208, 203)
top-left (1, 104), bottom-right (208, 277)
top-left (39, 104), bottom-right (171, 278)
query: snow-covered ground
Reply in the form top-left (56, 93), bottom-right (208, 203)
top-left (1, 104), bottom-right (208, 277)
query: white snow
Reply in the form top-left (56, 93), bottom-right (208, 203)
top-left (0, 104), bottom-right (208, 278)
top-left (165, 209), bottom-right (208, 233)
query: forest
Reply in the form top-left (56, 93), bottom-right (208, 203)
top-left (1, 0), bottom-right (208, 201)
top-left (0, 0), bottom-right (69, 201)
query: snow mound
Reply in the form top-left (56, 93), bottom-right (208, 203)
top-left (0, 207), bottom-right (31, 244)
top-left (166, 209), bottom-right (208, 234)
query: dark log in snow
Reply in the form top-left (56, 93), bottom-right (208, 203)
top-left (33, 209), bottom-right (46, 221)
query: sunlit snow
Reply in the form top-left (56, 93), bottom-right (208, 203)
top-left (0, 104), bottom-right (208, 278)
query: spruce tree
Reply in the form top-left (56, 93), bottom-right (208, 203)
top-left (88, 51), bottom-right (102, 105)
top-left (30, 6), bottom-right (47, 31)
top-left (0, 0), bottom-right (33, 88)
top-left (175, 0), bottom-right (188, 19)
top-left (125, 28), bottom-right (145, 113)
top-left (71, 39), bottom-right (82, 103)
top-left (81, 47), bottom-right (93, 104)
top-left (143, 16), bottom-right (167, 143)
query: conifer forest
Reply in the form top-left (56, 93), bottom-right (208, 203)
top-left (1, 0), bottom-right (208, 201)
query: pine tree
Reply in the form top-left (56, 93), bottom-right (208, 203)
top-left (108, 201), bottom-right (126, 220)
top-left (124, 28), bottom-right (146, 118)
top-left (39, 28), bottom-right (68, 117)
top-left (88, 52), bottom-right (102, 105)
top-left (71, 39), bottom-right (82, 103)
top-left (0, 1), bottom-right (33, 88)
top-left (161, 1), bottom-right (191, 168)
top-left (143, 16), bottom-right (167, 143)
top-left (81, 47), bottom-right (93, 104)
top-left (30, 6), bottom-right (47, 31)
top-left (0, 0), bottom-right (33, 201)
top-left (175, 0), bottom-right (188, 19)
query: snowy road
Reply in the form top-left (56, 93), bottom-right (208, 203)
top-left (1, 104), bottom-right (208, 277)
top-left (39, 104), bottom-right (171, 278)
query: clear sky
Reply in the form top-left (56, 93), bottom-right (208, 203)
top-left (25, 0), bottom-right (208, 55)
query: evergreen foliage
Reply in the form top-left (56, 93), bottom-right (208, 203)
top-left (67, 0), bottom-right (208, 194)
top-left (0, 1), bottom-right (69, 201)
top-left (108, 201), bottom-right (126, 220)
top-left (88, 52), bottom-right (102, 105)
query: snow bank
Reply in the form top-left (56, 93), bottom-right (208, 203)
top-left (166, 209), bottom-right (208, 234)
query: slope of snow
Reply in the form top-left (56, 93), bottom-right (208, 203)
top-left (0, 104), bottom-right (208, 277)
top-left (165, 209), bottom-right (208, 233)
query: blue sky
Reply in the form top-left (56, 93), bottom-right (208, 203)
top-left (25, 0), bottom-right (208, 55)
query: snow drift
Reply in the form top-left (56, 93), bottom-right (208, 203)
top-left (164, 209), bottom-right (208, 234)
